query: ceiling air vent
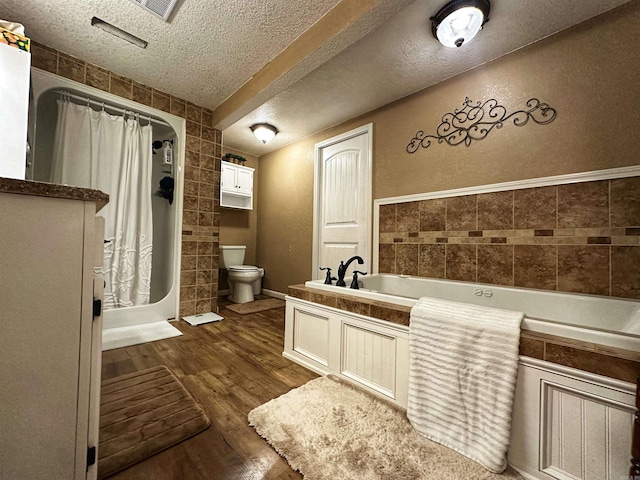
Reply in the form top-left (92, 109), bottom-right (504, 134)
top-left (128, 0), bottom-right (181, 22)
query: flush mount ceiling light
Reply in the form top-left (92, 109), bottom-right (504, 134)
top-left (91, 17), bottom-right (148, 49)
top-left (431, 0), bottom-right (490, 48)
top-left (250, 123), bottom-right (278, 143)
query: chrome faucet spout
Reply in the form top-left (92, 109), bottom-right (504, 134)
top-left (336, 255), bottom-right (364, 287)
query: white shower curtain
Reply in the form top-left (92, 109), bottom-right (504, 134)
top-left (52, 100), bottom-right (153, 308)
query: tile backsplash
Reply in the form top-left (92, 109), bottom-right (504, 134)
top-left (378, 176), bottom-right (640, 299)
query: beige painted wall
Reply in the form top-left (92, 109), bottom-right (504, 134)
top-left (258, 2), bottom-right (640, 294)
top-left (219, 148), bottom-right (258, 290)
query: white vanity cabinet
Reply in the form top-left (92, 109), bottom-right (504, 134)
top-left (0, 180), bottom-right (107, 480)
top-left (220, 161), bottom-right (254, 209)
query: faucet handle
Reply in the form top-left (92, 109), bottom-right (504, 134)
top-left (319, 267), bottom-right (336, 285)
top-left (350, 271), bottom-right (367, 289)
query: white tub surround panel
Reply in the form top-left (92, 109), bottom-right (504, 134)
top-left (284, 277), bottom-right (638, 480)
top-left (510, 358), bottom-right (635, 480)
top-left (284, 297), bottom-right (409, 406)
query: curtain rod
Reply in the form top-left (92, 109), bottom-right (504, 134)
top-left (54, 89), bottom-right (172, 128)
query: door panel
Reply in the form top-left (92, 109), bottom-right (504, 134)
top-left (323, 150), bottom-right (359, 225)
top-left (313, 124), bottom-right (372, 280)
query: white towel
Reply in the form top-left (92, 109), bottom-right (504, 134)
top-left (407, 296), bottom-right (523, 473)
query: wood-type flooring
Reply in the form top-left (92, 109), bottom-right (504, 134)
top-left (101, 301), bottom-right (318, 480)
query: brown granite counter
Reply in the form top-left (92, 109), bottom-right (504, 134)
top-left (288, 283), bottom-right (640, 384)
top-left (0, 177), bottom-right (109, 211)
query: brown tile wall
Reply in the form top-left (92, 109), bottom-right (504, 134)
top-left (288, 285), bottom-right (640, 383)
top-left (31, 42), bottom-right (222, 317)
top-left (379, 177), bottom-right (640, 300)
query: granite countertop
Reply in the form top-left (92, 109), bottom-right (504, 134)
top-left (0, 177), bottom-right (109, 211)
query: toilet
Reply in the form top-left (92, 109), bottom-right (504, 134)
top-left (220, 245), bottom-right (264, 303)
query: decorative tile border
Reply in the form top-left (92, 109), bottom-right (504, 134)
top-left (382, 227), bottom-right (640, 245)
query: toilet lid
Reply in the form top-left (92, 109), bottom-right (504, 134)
top-left (228, 265), bottom-right (258, 272)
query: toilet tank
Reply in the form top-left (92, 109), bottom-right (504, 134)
top-left (220, 245), bottom-right (246, 268)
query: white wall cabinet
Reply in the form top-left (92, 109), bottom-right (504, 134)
top-left (0, 187), bottom-right (105, 480)
top-left (220, 161), bottom-right (254, 209)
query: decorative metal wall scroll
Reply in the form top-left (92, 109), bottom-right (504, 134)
top-left (406, 97), bottom-right (557, 154)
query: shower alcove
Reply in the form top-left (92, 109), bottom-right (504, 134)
top-left (29, 68), bottom-right (186, 349)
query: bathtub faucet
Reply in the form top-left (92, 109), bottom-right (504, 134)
top-left (336, 256), bottom-right (364, 287)
top-left (319, 267), bottom-right (336, 285)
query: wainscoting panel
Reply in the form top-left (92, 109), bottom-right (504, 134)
top-left (509, 358), bottom-right (635, 480)
top-left (292, 308), bottom-right (330, 367)
top-left (341, 322), bottom-right (396, 398)
top-left (540, 381), bottom-right (634, 480)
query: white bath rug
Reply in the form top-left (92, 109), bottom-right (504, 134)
top-left (102, 321), bottom-right (182, 351)
top-left (182, 312), bottom-right (224, 326)
top-left (249, 375), bottom-right (524, 480)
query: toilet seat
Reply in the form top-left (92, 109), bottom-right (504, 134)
top-left (228, 265), bottom-right (258, 272)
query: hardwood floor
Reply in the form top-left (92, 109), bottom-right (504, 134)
top-left (101, 301), bottom-right (318, 480)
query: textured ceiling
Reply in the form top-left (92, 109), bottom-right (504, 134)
top-left (0, 0), bottom-right (343, 108)
top-left (0, 0), bottom-right (632, 156)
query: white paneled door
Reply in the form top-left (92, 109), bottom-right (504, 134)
top-left (313, 124), bottom-right (372, 281)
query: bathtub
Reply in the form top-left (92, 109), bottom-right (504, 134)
top-left (304, 274), bottom-right (640, 352)
top-left (288, 275), bottom-right (637, 480)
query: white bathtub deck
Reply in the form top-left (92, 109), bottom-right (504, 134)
top-left (305, 275), bottom-right (640, 352)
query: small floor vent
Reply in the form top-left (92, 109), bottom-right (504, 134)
top-left (129, 0), bottom-right (181, 22)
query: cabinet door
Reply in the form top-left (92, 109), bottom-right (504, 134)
top-left (220, 163), bottom-right (237, 193)
top-left (0, 194), bottom-right (85, 479)
top-left (236, 168), bottom-right (253, 195)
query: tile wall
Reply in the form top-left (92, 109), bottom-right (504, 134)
top-left (379, 177), bottom-right (640, 300)
top-left (30, 42), bottom-right (222, 317)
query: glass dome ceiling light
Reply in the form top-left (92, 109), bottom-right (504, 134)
top-left (431, 0), bottom-right (491, 48)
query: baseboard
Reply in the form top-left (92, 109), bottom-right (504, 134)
top-left (262, 288), bottom-right (286, 300)
top-left (217, 289), bottom-right (229, 297)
